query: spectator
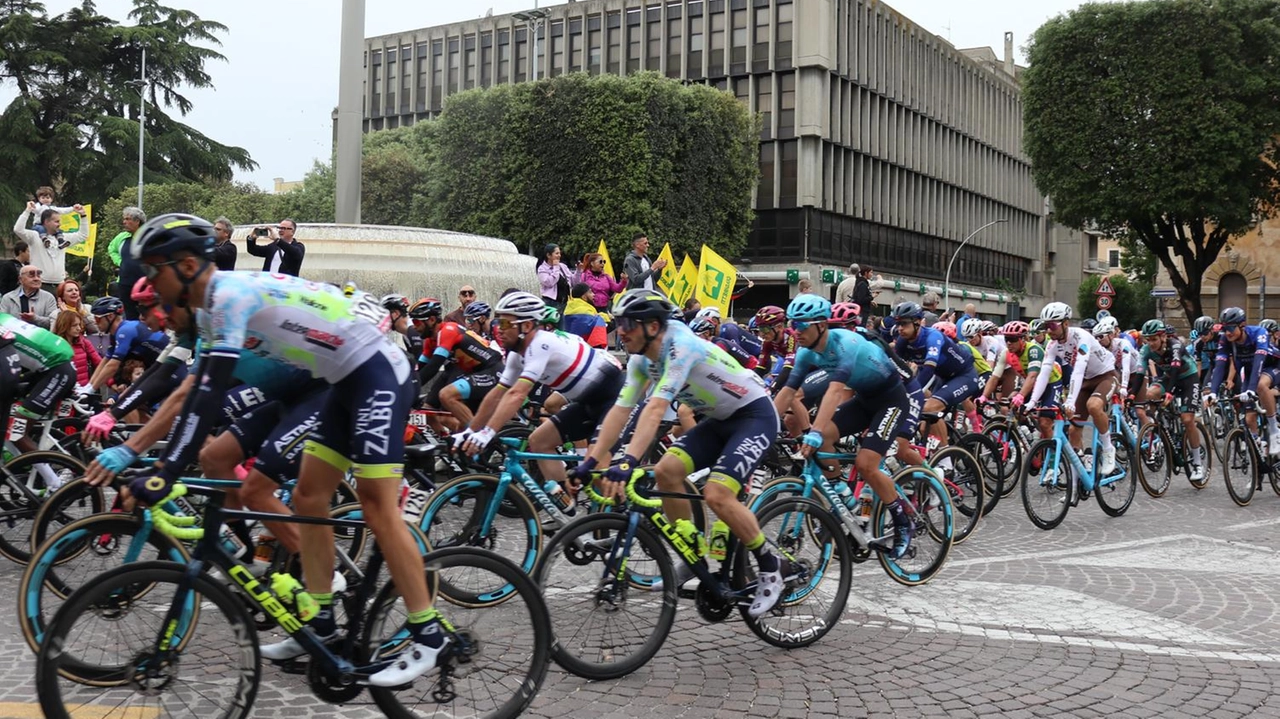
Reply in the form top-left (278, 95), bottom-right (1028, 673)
top-left (0, 241), bottom-right (29, 295)
top-left (576, 252), bottom-right (625, 312)
top-left (443, 285), bottom-right (476, 325)
top-left (12, 202), bottom-right (86, 291)
top-left (0, 265), bottom-right (59, 328)
top-left (562, 283), bottom-right (608, 348)
top-left (623, 233), bottom-right (666, 290)
top-left (246, 219), bottom-right (305, 276)
top-left (212, 216), bottom-right (238, 271)
top-left (107, 206), bottom-right (146, 320)
top-left (536, 243), bottom-right (574, 309)
top-left (53, 310), bottom-right (100, 386)
top-left (29, 186), bottom-right (74, 231)
top-left (853, 265), bottom-right (875, 315)
top-left (682, 297), bottom-right (701, 324)
top-left (955, 303), bottom-right (978, 336)
top-left (835, 263), bottom-right (860, 303)
top-left (55, 279), bottom-right (93, 330)
top-left (921, 292), bottom-right (941, 327)
top-left (797, 278), bottom-right (813, 295)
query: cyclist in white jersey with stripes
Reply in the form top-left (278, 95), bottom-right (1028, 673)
top-left (459, 292), bottom-right (623, 502)
top-left (1029, 302), bottom-right (1120, 474)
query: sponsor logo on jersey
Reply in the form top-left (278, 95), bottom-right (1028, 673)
top-left (304, 329), bottom-right (345, 351)
top-left (299, 296), bottom-right (326, 310)
top-left (356, 389), bottom-right (398, 456)
top-left (707, 371), bottom-right (748, 399)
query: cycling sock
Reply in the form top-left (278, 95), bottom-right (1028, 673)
top-left (309, 594), bottom-right (336, 636)
top-left (887, 498), bottom-right (910, 525)
top-left (965, 409), bottom-right (983, 432)
top-left (1099, 431), bottom-right (1112, 450)
top-left (1190, 445), bottom-right (1202, 466)
top-left (744, 532), bottom-right (780, 573)
top-left (407, 607), bottom-right (450, 648)
top-left (1267, 415), bottom-right (1279, 435)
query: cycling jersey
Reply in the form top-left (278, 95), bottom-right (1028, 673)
top-left (992, 340), bottom-right (1063, 384)
top-left (962, 341), bottom-right (993, 375)
top-left (0, 313), bottom-right (72, 371)
top-left (979, 334), bottom-right (1007, 368)
top-left (789, 327), bottom-right (902, 396)
top-left (1141, 338), bottom-right (1198, 385)
top-left (618, 320), bottom-right (768, 420)
top-left (759, 329), bottom-right (797, 372)
top-left (1211, 324), bottom-right (1273, 395)
top-left (894, 326), bottom-right (974, 391)
top-left (109, 320), bottom-right (169, 363)
top-left (1105, 336), bottom-right (1140, 394)
top-left (1119, 333), bottom-right (1145, 375)
top-left (498, 328), bottom-right (621, 401)
top-left (421, 322), bottom-right (503, 376)
top-left (714, 323), bottom-right (763, 370)
top-left (204, 272), bottom-right (401, 384)
top-left (1032, 326), bottom-right (1116, 408)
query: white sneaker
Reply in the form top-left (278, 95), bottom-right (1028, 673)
top-left (367, 638), bottom-right (450, 687)
top-left (748, 570), bottom-right (784, 618)
top-left (650, 562), bottom-right (697, 592)
top-left (1189, 464), bottom-right (1206, 482)
top-left (1269, 430), bottom-right (1280, 456)
top-left (260, 628), bottom-right (338, 661)
top-left (1099, 445), bottom-right (1117, 476)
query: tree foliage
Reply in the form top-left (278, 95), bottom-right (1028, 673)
top-left (1024, 0), bottom-right (1280, 323)
top-left (1076, 274), bottom-right (1156, 331)
top-left (0, 0), bottom-right (255, 211)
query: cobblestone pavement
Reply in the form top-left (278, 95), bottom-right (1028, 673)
top-left (3, 472), bottom-right (1279, 718)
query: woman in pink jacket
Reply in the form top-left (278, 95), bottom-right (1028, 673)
top-left (575, 252), bottom-right (626, 312)
top-left (53, 311), bottom-right (101, 386)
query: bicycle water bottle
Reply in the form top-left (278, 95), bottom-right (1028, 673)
top-left (270, 573), bottom-right (319, 622)
top-left (543, 480), bottom-right (576, 515)
top-left (858, 484), bottom-right (875, 517)
top-left (673, 518), bottom-right (707, 558)
top-left (832, 479), bottom-right (855, 510)
top-left (218, 524), bottom-right (248, 560)
top-left (708, 520), bottom-right (730, 561)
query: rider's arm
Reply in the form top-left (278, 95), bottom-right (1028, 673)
top-left (106, 347), bottom-right (190, 418)
top-left (913, 334), bottom-right (941, 391)
top-left (587, 402), bottom-right (635, 466)
top-left (773, 348), bottom-right (813, 416)
top-left (984, 351), bottom-right (1009, 397)
top-left (1063, 338), bottom-right (1090, 409)
top-left (1117, 346), bottom-right (1132, 395)
top-left (1028, 341), bottom-right (1056, 404)
top-left (621, 396), bottom-right (671, 464)
top-left (1245, 328), bottom-right (1269, 394)
top-left (471, 379), bottom-right (530, 434)
top-left (151, 349), bottom-right (240, 482)
top-left (1210, 344), bottom-right (1230, 394)
top-left (121, 374), bottom-right (195, 452)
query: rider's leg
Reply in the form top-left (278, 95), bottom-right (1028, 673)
top-left (653, 450), bottom-right (693, 523)
top-left (438, 381), bottom-right (474, 427)
top-left (528, 417), bottom-right (569, 485)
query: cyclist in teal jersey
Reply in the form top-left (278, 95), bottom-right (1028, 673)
top-left (122, 213), bottom-right (446, 687)
top-left (0, 312), bottom-right (75, 453)
top-left (580, 289), bottom-right (788, 615)
top-left (1139, 318), bottom-right (1206, 480)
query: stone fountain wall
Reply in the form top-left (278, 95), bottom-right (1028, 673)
top-left (231, 223), bottom-right (538, 304)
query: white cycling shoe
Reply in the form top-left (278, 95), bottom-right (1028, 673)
top-left (367, 638), bottom-right (451, 687)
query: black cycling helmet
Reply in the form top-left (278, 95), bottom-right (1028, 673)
top-left (1261, 319), bottom-right (1280, 334)
top-left (1220, 306), bottom-right (1247, 326)
top-left (890, 301), bottom-right (925, 321)
top-left (90, 296), bottom-right (124, 317)
top-left (408, 298), bottom-right (443, 321)
top-left (612, 288), bottom-right (676, 322)
top-left (128, 213), bottom-right (216, 263)
top-left (1193, 315), bottom-right (1215, 336)
top-left (381, 294), bottom-right (409, 315)
top-left (1080, 318), bottom-right (1097, 331)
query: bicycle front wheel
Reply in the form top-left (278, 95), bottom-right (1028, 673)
top-left (35, 560), bottom-right (259, 719)
top-left (1020, 439), bottom-right (1072, 530)
top-left (874, 467), bottom-right (953, 585)
top-left (980, 422), bottom-right (1023, 498)
top-left (0, 450), bottom-right (86, 564)
top-left (365, 547), bottom-right (551, 719)
top-left (1095, 438), bottom-right (1136, 517)
top-left (958, 432), bottom-right (1003, 514)
top-left (1222, 428), bottom-right (1258, 506)
top-left (736, 497), bottom-right (851, 648)
top-left (1135, 423), bottom-right (1171, 497)
top-left (532, 511), bottom-right (677, 680)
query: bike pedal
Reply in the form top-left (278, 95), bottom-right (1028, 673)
top-left (277, 657), bottom-right (310, 675)
top-left (677, 587), bottom-right (698, 600)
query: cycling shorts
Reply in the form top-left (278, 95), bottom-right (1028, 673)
top-left (930, 368), bottom-right (982, 410)
top-left (1148, 374), bottom-right (1201, 415)
top-left (667, 396), bottom-right (778, 496)
top-left (897, 378), bottom-right (924, 439)
top-left (22, 362), bottom-right (75, 417)
top-left (549, 363), bottom-right (624, 443)
top-left (448, 372), bottom-right (499, 410)
top-left (1035, 378), bottom-right (1062, 418)
top-left (831, 381), bottom-right (910, 456)
top-left (422, 365), bottom-right (464, 409)
top-left (305, 350), bottom-right (413, 479)
top-left (1071, 372), bottom-right (1116, 420)
top-left (229, 388), bottom-right (327, 484)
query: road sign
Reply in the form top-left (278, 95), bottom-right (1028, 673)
top-left (1097, 295), bottom-right (1113, 310)
top-left (1096, 277), bottom-right (1116, 296)
top-left (1150, 288), bottom-right (1178, 298)
top-left (1096, 309), bottom-right (1111, 320)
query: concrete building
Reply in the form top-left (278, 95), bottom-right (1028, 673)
top-left (362, 0), bottom-right (1052, 318)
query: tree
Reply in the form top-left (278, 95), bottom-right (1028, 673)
top-left (1023, 0), bottom-right (1280, 324)
top-left (0, 0), bottom-right (255, 211)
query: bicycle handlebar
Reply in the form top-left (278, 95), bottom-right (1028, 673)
top-left (149, 483), bottom-right (205, 541)
top-left (581, 468), bottom-right (660, 509)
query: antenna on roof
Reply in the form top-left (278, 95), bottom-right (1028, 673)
top-left (485, 7), bottom-right (493, 17)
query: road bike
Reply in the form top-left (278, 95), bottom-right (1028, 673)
top-left (1134, 399), bottom-right (1212, 497)
top-left (1221, 396), bottom-right (1280, 506)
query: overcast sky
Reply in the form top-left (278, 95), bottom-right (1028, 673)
top-left (22, 0), bottom-right (1106, 191)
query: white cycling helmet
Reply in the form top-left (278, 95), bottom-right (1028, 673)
top-left (1040, 302), bottom-right (1073, 322)
top-left (493, 291), bottom-right (546, 322)
top-left (694, 306), bottom-right (722, 322)
top-left (960, 317), bottom-right (984, 339)
top-left (1092, 316), bottom-right (1120, 337)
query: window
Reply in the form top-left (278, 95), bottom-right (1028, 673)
top-left (730, 9), bottom-right (747, 69)
top-left (569, 20), bottom-right (582, 72)
top-left (371, 58), bottom-right (382, 117)
top-left (515, 29), bottom-right (528, 82)
top-left (384, 52), bottom-right (396, 115)
top-left (416, 46), bottom-right (428, 112)
top-left (688, 14), bottom-right (703, 76)
top-left (775, 2), bottom-right (792, 68)
top-left (464, 46), bottom-right (475, 89)
top-left (448, 40), bottom-right (459, 93)
top-left (401, 48), bottom-right (412, 113)
top-left (627, 13), bottom-right (641, 73)
top-left (1107, 248), bottom-right (1120, 269)
top-left (480, 34), bottom-right (492, 87)
top-left (758, 144), bottom-right (775, 210)
top-left (779, 140), bottom-right (797, 207)
top-left (667, 16), bottom-right (682, 77)
top-left (733, 76), bottom-right (749, 106)
top-left (647, 16), bottom-right (661, 70)
top-left (607, 14), bottom-right (621, 72)
top-left (550, 21), bottom-right (564, 77)
top-left (432, 40), bottom-right (443, 109)
top-left (497, 30), bottom-right (510, 83)
top-left (753, 6), bottom-right (770, 71)
top-left (709, 11), bottom-right (725, 75)
top-left (588, 27), bottom-right (602, 73)
top-left (757, 74), bottom-right (772, 140)
top-left (778, 71), bottom-right (794, 137)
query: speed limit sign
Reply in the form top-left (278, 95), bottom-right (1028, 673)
top-left (1096, 295), bottom-right (1113, 310)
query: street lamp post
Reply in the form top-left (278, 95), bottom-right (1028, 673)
top-left (943, 218), bottom-right (1008, 315)
top-left (513, 4), bottom-right (549, 81)
top-left (133, 47), bottom-right (147, 210)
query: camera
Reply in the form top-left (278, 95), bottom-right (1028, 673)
top-left (253, 226), bottom-right (271, 238)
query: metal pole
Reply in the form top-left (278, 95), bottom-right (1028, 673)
top-left (335, 0), bottom-right (365, 224)
top-left (137, 47), bottom-right (146, 210)
top-left (533, 0), bottom-right (540, 81)
top-left (943, 218), bottom-right (1008, 315)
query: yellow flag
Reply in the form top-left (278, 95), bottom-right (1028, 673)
top-left (58, 204), bottom-right (90, 235)
top-left (66, 223), bottom-right (97, 258)
top-left (597, 239), bottom-right (615, 279)
top-left (655, 243), bottom-right (678, 297)
top-left (670, 255), bottom-right (698, 308)
top-left (695, 245), bottom-right (737, 315)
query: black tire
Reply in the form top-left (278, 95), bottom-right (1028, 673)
top-left (1020, 439), bottom-right (1072, 530)
top-left (1223, 428), bottom-right (1258, 507)
top-left (930, 446), bottom-right (984, 544)
top-left (19, 513), bottom-right (190, 656)
top-left (876, 467), bottom-right (954, 585)
top-left (959, 432), bottom-right (1005, 512)
top-left (365, 547), bottom-right (552, 719)
top-left (29, 478), bottom-right (111, 554)
top-left (36, 560), bottom-right (259, 719)
top-left (980, 422), bottom-right (1023, 498)
top-left (0, 451), bottom-right (87, 565)
top-left (735, 497), bottom-right (851, 648)
top-left (1193, 421), bottom-right (1214, 483)
top-left (418, 473), bottom-right (541, 585)
top-left (1135, 423), bottom-right (1172, 498)
top-left (1095, 437), bottom-right (1136, 517)
top-left (532, 512), bottom-right (677, 680)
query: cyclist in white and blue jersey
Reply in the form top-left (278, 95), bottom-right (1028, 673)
top-left (771, 294), bottom-right (915, 559)
top-left (582, 289), bottom-right (788, 616)
top-left (1207, 306), bottom-right (1280, 453)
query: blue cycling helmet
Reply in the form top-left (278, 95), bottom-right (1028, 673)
top-left (891, 301), bottom-right (925, 321)
top-left (786, 293), bottom-right (832, 322)
top-left (464, 301), bottom-right (492, 321)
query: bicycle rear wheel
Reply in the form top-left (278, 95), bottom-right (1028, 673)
top-left (959, 432), bottom-right (1004, 513)
top-left (0, 451), bottom-right (86, 564)
top-left (19, 513), bottom-right (190, 656)
top-left (1135, 423), bottom-right (1171, 497)
top-left (35, 560), bottom-right (259, 719)
top-left (980, 422), bottom-right (1023, 498)
top-left (735, 497), bottom-right (851, 648)
top-left (1222, 428), bottom-right (1258, 506)
top-left (1020, 439), bottom-right (1072, 530)
top-left (532, 512), bottom-right (677, 680)
top-left (365, 547), bottom-right (552, 719)
top-left (931, 446), bottom-right (983, 544)
top-left (875, 467), bottom-right (953, 585)
top-left (29, 478), bottom-right (112, 554)
top-left (1095, 438), bottom-right (1136, 517)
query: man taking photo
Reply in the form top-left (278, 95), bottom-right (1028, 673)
top-left (246, 219), bottom-right (305, 276)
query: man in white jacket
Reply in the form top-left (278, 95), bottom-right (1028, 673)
top-left (12, 201), bottom-right (87, 291)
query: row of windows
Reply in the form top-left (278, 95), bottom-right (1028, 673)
top-left (832, 0), bottom-right (1023, 157)
top-left (746, 208), bottom-right (1029, 288)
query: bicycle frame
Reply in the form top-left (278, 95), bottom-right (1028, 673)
top-left (1040, 409), bottom-right (1129, 497)
top-left (749, 451), bottom-right (883, 554)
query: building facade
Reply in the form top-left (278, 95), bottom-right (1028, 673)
top-left (363, 0), bottom-right (1049, 316)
